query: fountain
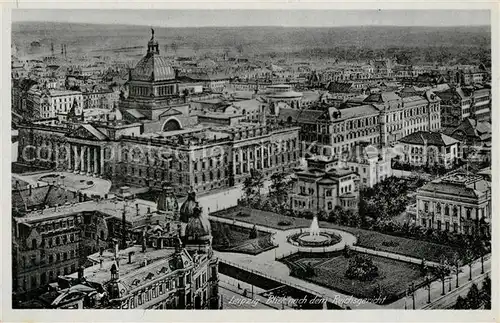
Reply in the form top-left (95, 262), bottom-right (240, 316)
top-left (310, 215), bottom-right (320, 236)
top-left (287, 215), bottom-right (341, 247)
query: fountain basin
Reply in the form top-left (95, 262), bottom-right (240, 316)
top-left (287, 231), bottom-right (341, 247)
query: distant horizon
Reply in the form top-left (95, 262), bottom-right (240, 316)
top-left (12, 20), bottom-right (491, 29)
top-left (12, 9), bottom-right (490, 28)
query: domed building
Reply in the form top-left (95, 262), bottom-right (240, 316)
top-left (179, 191), bottom-right (212, 252)
top-left (180, 191), bottom-right (197, 223)
top-left (119, 29), bottom-right (196, 132)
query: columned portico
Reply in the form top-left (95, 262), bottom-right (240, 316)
top-left (67, 142), bottom-right (104, 177)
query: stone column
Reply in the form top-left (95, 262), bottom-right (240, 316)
top-left (68, 144), bottom-right (73, 171)
top-left (100, 147), bottom-right (104, 176)
top-left (93, 147), bottom-right (98, 175)
top-left (80, 146), bottom-right (85, 173)
top-left (73, 145), bottom-right (79, 172)
top-left (87, 147), bottom-right (92, 174)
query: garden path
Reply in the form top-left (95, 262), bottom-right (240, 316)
top-left (211, 215), bottom-right (490, 309)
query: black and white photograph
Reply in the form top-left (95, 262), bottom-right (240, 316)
top-left (3, 5), bottom-right (496, 318)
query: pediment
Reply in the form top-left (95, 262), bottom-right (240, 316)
top-left (68, 125), bottom-right (106, 141)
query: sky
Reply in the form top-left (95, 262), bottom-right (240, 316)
top-left (12, 9), bottom-right (490, 27)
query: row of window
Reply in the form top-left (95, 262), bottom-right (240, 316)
top-left (422, 202), bottom-right (481, 219)
top-left (422, 219), bottom-right (459, 232)
top-left (128, 272), bottom-right (205, 309)
top-left (235, 153), bottom-right (296, 174)
top-left (20, 264), bottom-right (77, 291)
top-left (37, 218), bottom-right (76, 233)
top-left (30, 232), bottom-right (78, 250)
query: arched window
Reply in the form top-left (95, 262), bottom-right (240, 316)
top-left (445, 205), bottom-right (450, 216)
top-left (436, 203), bottom-right (441, 213)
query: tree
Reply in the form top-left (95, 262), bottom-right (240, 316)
top-left (345, 255), bottom-right (379, 281)
top-left (434, 258), bottom-right (451, 296)
top-left (463, 248), bottom-right (475, 281)
top-left (471, 237), bottom-right (488, 274)
top-left (481, 275), bottom-right (491, 309)
top-left (466, 283), bottom-right (481, 309)
top-left (454, 295), bottom-right (469, 309)
top-left (269, 171), bottom-right (292, 210)
top-left (343, 245), bottom-right (352, 258)
top-left (328, 206), bottom-right (342, 224)
top-left (451, 252), bottom-right (462, 288)
top-left (242, 169), bottom-right (264, 203)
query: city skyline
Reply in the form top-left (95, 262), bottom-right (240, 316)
top-left (7, 7), bottom-right (493, 315)
top-left (12, 9), bottom-right (490, 27)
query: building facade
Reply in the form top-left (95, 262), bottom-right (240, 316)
top-left (415, 172), bottom-right (491, 235)
top-left (397, 131), bottom-right (460, 169)
top-left (290, 157), bottom-right (360, 213)
top-left (26, 87), bottom-right (83, 120)
top-left (22, 189), bottom-right (219, 310)
top-left (363, 91), bottom-right (441, 146)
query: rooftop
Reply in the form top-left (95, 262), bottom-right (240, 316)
top-left (15, 198), bottom-right (157, 224)
top-left (399, 131), bottom-right (459, 147)
top-left (419, 172), bottom-right (490, 199)
top-left (66, 245), bottom-right (187, 289)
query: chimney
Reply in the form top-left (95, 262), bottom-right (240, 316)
top-left (99, 258), bottom-right (103, 269)
top-left (128, 251), bottom-right (134, 264)
top-left (77, 266), bottom-right (84, 280)
top-left (136, 203), bottom-right (139, 216)
top-left (29, 185), bottom-right (32, 195)
top-left (99, 247), bottom-right (104, 256)
top-left (147, 207), bottom-right (151, 213)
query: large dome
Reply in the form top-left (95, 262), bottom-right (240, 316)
top-left (131, 55), bottom-right (176, 82)
top-left (130, 29), bottom-right (176, 82)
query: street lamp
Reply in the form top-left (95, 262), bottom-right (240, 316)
top-left (424, 274), bottom-right (432, 304)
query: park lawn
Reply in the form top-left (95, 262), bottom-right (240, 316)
top-left (214, 208), bottom-right (460, 262)
top-left (348, 230), bottom-right (459, 263)
top-left (210, 220), bottom-right (274, 255)
top-left (282, 252), bottom-right (427, 303)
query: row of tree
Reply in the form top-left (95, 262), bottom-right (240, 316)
top-left (454, 276), bottom-right (491, 309)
